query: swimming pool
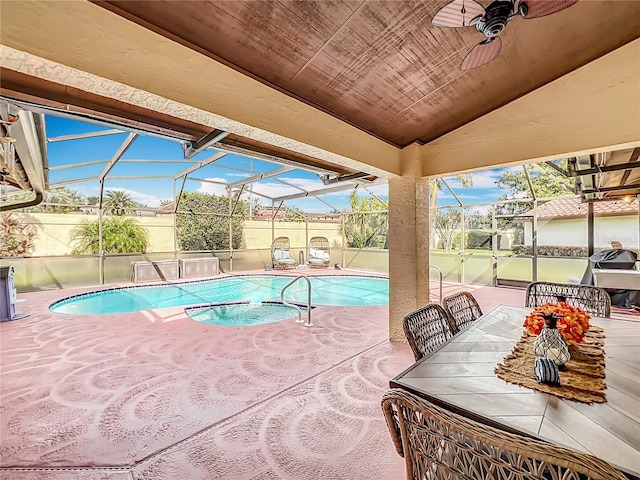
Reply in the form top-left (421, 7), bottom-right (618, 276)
top-left (50, 275), bottom-right (389, 315)
top-left (185, 301), bottom-right (309, 327)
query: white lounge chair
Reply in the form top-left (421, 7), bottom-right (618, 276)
top-left (307, 236), bottom-right (330, 268)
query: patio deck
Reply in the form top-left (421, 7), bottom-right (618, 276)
top-left (0, 273), bottom-right (634, 479)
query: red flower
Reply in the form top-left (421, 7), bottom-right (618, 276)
top-left (523, 302), bottom-right (590, 344)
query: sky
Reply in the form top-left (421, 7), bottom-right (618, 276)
top-left (44, 114), bottom-right (520, 212)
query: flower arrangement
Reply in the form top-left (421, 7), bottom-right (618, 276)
top-left (524, 302), bottom-right (591, 345)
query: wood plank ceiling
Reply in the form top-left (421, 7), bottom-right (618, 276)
top-left (99, 0), bottom-right (640, 148)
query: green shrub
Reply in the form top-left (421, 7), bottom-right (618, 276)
top-left (71, 217), bottom-right (149, 254)
top-left (466, 230), bottom-right (492, 250)
top-left (176, 192), bottom-right (245, 251)
top-left (0, 213), bottom-right (37, 257)
top-left (511, 245), bottom-right (608, 257)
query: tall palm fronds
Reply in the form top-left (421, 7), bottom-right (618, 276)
top-left (29, 187), bottom-right (85, 213)
top-left (103, 190), bottom-right (137, 216)
top-left (340, 191), bottom-right (389, 248)
top-left (429, 175), bottom-right (473, 249)
top-left (429, 175), bottom-right (473, 211)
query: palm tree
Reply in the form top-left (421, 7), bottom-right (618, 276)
top-left (248, 197), bottom-right (263, 219)
top-left (282, 205), bottom-right (306, 222)
top-left (86, 196), bottom-right (99, 206)
top-left (340, 191), bottom-right (389, 248)
top-left (103, 190), bottom-right (136, 216)
top-left (70, 217), bottom-right (149, 254)
top-left (37, 187), bottom-right (85, 213)
top-left (429, 175), bottom-right (473, 249)
top-left (429, 175), bottom-right (473, 211)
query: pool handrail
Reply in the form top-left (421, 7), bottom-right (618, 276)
top-left (430, 265), bottom-right (443, 304)
top-left (280, 276), bottom-right (313, 327)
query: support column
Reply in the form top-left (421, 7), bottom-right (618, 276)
top-left (388, 144), bottom-right (430, 343)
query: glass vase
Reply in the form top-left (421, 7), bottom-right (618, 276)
top-left (533, 313), bottom-right (570, 366)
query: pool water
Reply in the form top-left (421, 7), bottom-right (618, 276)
top-left (186, 302), bottom-right (307, 326)
top-left (50, 275), bottom-right (388, 315)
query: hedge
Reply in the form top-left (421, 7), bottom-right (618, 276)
top-left (466, 230), bottom-right (492, 249)
top-left (511, 245), bottom-right (640, 257)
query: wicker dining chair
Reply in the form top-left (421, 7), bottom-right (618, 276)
top-left (382, 388), bottom-right (627, 480)
top-left (402, 304), bottom-right (453, 361)
top-left (442, 291), bottom-right (483, 335)
top-left (525, 281), bottom-right (611, 317)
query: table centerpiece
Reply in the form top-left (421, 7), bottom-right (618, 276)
top-left (524, 302), bottom-right (591, 366)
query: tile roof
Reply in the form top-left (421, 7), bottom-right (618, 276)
top-left (533, 197), bottom-right (639, 220)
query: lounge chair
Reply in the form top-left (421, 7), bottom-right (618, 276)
top-left (271, 236), bottom-right (296, 269)
top-left (307, 236), bottom-right (330, 268)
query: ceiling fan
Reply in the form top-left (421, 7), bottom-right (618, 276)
top-left (432, 0), bottom-right (579, 70)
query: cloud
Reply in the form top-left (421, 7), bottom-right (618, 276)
top-left (226, 173), bottom-right (251, 178)
top-left (246, 182), bottom-right (300, 199)
top-left (291, 205), bottom-right (334, 213)
top-left (195, 176), bottom-right (364, 204)
top-left (73, 185), bottom-right (100, 197)
top-left (197, 177), bottom-right (228, 196)
top-left (249, 177), bottom-right (326, 199)
top-left (248, 176), bottom-right (387, 201)
top-left (467, 204), bottom-right (493, 215)
top-left (277, 176), bottom-right (326, 190)
top-left (443, 170), bottom-right (503, 189)
top-left (357, 183), bottom-right (388, 197)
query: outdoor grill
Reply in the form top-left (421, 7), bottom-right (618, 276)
top-left (581, 248), bottom-right (640, 310)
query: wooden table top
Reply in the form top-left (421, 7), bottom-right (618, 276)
top-left (391, 305), bottom-right (640, 478)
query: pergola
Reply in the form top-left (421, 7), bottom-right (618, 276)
top-left (1, 0), bottom-right (639, 341)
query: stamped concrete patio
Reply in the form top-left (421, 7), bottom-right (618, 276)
top-left (5, 273), bottom-right (632, 479)
top-left (1, 271), bottom-right (415, 480)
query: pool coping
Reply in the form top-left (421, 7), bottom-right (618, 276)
top-left (49, 272), bottom-right (389, 313)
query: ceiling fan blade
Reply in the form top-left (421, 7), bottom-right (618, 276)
top-left (520, 0), bottom-right (579, 19)
top-left (432, 0), bottom-right (485, 27)
top-left (460, 37), bottom-right (502, 71)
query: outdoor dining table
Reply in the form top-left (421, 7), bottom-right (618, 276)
top-left (390, 304), bottom-right (640, 479)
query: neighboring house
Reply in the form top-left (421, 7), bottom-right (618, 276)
top-left (154, 203), bottom-right (175, 216)
top-left (520, 197), bottom-right (639, 248)
top-left (303, 212), bottom-right (341, 223)
top-left (252, 206), bottom-right (285, 221)
top-left (157, 203), bottom-right (341, 223)
top-left (251, 207), bottom-right (340, 223)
